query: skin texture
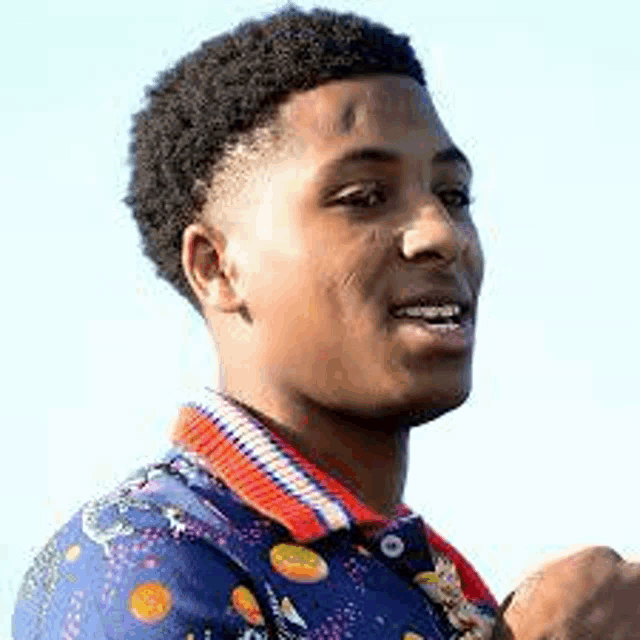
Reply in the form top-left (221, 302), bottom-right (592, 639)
top-left (182, 74), bottom-right (483, 518)
top-left (494, 546), bottom-right (640, 640)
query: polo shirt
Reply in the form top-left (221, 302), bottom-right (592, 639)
top-left (12, 387), bottom-right (500, 640)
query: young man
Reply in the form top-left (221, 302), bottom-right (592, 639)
top-left (12, 5), bottom-right (640, 640)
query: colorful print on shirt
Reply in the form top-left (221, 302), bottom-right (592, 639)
top-left (12, 388), bottom-right (499, 639)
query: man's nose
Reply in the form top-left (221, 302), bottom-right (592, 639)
top-left (399, 194), bottom-right (463, 265)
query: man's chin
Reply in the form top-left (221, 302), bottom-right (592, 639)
top-left (324, 382), bottom-right (472, 429)
top-left (395, 385), bottom-right (471, 427)
top-left (396, 368), bottom-right (474, 418)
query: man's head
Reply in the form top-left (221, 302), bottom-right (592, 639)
top-left (127, 5), bottom-right (484, 429)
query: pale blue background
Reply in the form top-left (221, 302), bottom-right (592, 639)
top-left (2, 0), bottom-right (639, 636)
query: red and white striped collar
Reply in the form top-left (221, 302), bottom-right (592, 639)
top-left (169, 386), bottom-right (414, 543)
top-left (169, 387), bottom-right (500, 609)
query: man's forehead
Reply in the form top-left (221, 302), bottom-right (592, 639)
top-left (279, 75), bottom-right (437, 144)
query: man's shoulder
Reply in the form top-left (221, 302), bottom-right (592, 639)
top-left (40, 448), bottom-right (259, 568)
top-left (12, 451), bottom-right (265, 639)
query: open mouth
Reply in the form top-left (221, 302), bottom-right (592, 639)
top-left (389, 302), bottom-right (469, 329)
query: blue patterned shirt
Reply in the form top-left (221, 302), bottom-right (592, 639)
top-left (13, 388), bottom-right (499, 639)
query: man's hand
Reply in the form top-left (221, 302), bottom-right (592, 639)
top-left (496, 546), bottom-right (640, 640)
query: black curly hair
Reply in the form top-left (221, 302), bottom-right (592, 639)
top-left (125, 3), bottom-right (426, 314)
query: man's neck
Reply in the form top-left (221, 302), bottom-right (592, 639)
top-left (223, 385), bottom-right (410, 519)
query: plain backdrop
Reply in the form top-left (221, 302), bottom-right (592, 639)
top-left (2, 0), bottom-right (639, 636)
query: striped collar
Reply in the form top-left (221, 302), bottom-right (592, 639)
top-left (169, 387), bottom-right (414, 543)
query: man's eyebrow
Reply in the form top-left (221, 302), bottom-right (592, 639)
top-left (432, 146), bottom-right (473, 175)
top-left (323, 147), bottom-right (401, 172)
top-left (321, 145), bottom-right (473, 176)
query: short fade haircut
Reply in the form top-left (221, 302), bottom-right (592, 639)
top-left (125, 3), bottom-right (426, 313)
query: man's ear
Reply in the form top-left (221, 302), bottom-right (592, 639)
top-left (181, 222), bottom-right (244, 313)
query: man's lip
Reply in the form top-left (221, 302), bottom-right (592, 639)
top-left (388, 313), bottom-right (475, 352)
top-left (388, 295), bottom-right (473, 318)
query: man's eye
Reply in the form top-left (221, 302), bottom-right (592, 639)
top-left (332, 182), bottom-right (389, 208)
top-left (436, 189), bottom-right (472, 209)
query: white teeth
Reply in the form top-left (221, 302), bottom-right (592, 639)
top-left (393, 304), bottom-right (461, 319)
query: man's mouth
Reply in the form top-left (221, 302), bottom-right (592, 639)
top-left (389, 297), bottom-right (474, 329)
top-left (387, 297), bottom-right (474, 350)
top-left (390, 303), bottom-right (464, 328)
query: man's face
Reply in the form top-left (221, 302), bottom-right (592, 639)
top-left (218, 74), bottom-right (484, 426)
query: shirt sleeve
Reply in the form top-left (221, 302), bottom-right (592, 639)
top-left (12, 510), bottom-right (271, 640)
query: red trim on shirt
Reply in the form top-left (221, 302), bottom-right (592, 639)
top-left (172, 405), bottom-right (328, 541)
top-left (266, 429), bottom-right (390, 529)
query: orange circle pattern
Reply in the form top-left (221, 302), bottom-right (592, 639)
top-left (64, 544), bottom-right (81, 562)
top-left (269, 544), bottom-right (329, 583)
top-left (128, 581), bottom-right (172, 623)
top-left (231, 585), bottom-right (265, 626)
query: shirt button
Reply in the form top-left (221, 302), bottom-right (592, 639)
top-left (380, 534), bottom-right (405, 558)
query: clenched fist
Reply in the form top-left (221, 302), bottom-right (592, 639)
top-left (492, 546), bottom-right (640, 640)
